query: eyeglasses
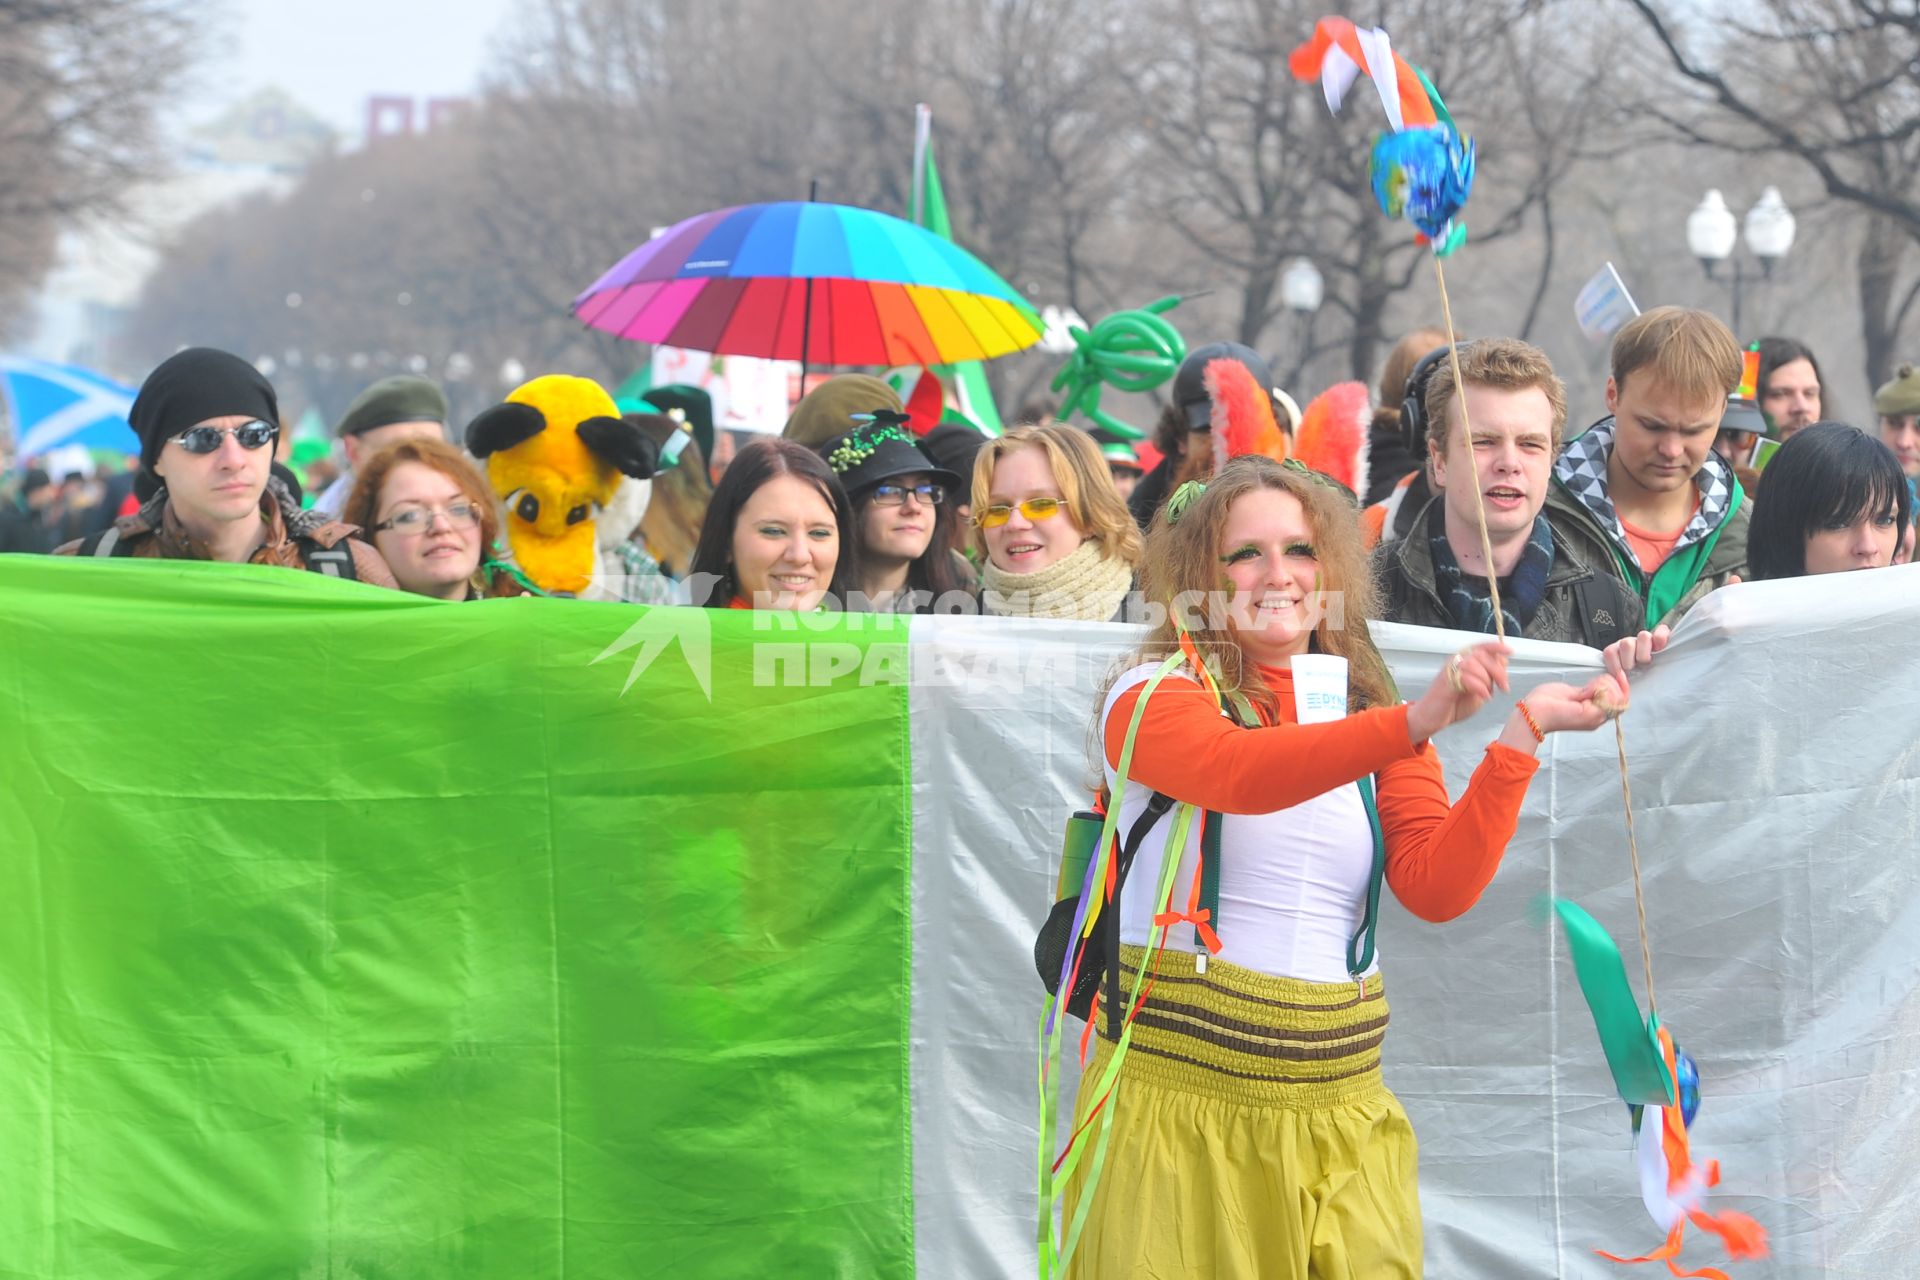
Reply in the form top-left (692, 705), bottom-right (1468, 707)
top-left (374, 502), bottom-right (482, 534)
top-left (973, 497), bottom-right (1065, 528)
top-left (871, 482), bottom-right (946, 506)
top-left (168, 421), bottom-right (278, 454)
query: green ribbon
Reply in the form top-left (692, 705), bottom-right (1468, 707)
top-left (480, 554), bottom-right (555, 598)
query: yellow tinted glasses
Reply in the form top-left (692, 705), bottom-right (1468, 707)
top-left (973, 497), bottom-right (1066, 528)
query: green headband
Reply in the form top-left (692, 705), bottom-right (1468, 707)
top-left (1164, 479), bottom-right (1208, 527)
top-left (1165, 459), bottom-right (1357, 529)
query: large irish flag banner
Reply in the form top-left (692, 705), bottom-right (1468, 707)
top-left (2, 556), bottom-right (1918, 1277)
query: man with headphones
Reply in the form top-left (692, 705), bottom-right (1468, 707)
top-left (1372, 338), bottom-right (1643, 648)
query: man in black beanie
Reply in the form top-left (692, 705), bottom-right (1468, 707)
top-left (54, 348), bottom-right (397, 586)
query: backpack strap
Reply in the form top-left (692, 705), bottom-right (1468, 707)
top-left (1195, 808), bottom-right (1224, 965)
top-left (1345, 774), bottom-right (1387, 984)
top-left (77, 526), bottom-right (128, 558)
top-left (1104, 791), bottom-right (1176, 1041)
top-left (300, 541), bottom-right (359, 581)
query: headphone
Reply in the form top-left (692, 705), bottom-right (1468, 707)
top-left (1400, 343), bottom-right (1472, 462)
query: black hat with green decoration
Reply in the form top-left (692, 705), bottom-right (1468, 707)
top-left (636, 384), bottom-right (715, 464)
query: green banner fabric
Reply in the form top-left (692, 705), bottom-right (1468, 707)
top-left (0, 557), bottom-right (914, 1277)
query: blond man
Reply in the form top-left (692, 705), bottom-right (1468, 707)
top-left (1374, 338), bottom-right (1643, 645)
top-left (1548, 308), bottom-right (1749, 626)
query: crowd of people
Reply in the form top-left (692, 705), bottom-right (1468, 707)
top-left (5, 305), bottom-right (1913, 626)
top-left (4, 302), bottom-right (1914, 1274)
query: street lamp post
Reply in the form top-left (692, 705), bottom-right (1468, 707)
top-left (1279, 258), bottom-right (1325, 386)
top-left (1687, 187), bottom-right (1795, 338)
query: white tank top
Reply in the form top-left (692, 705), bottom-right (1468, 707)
top-left (1101, 663), bottom-right (1379, 984)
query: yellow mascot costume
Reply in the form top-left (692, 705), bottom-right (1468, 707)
top-left (466, 375), bottom-right (686, 600)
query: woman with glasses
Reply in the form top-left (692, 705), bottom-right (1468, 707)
top-left (55, 347), bottom-right (397, 587)
top-left (343, 438), bottom-right (514, 600)
top-left (823, 417), bottom-right (973, 613)
top-left (971, 423), bottom-right (1142, 621)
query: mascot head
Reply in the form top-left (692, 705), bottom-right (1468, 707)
top-left (466, 375), bottom-right (671, 595)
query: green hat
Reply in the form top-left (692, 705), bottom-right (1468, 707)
top-left (1874, 364), bottom-right (1920, 418)
top-left (1100, 440), bottom-right (1143, 472)
top-left (637, 384), bottom-right (715, 463)
top-left (336, 375), bottom-right (447, 438)
top-left (782, 374), bottom-right (904, 451)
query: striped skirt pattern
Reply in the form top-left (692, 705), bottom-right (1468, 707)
top-left (1061, 947), bottom-right (1423, 1279)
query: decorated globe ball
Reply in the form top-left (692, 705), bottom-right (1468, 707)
top-left (1675, 1049), bottom-right (1701, 1128)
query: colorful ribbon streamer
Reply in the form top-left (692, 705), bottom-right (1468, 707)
top-left (1289, 17), bottom-right (1476, 256)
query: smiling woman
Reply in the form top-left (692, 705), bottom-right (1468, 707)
top-left (970, 423), bottom-right (1141, 621)
top-left (344, 437), bottom-right (509, 600)
top-left (687, 437), bottom-right (857, 611)
top-left (1060, 454), bottom-right (1631, 1276)
top-left (822, 419), bottom-right (971, 613)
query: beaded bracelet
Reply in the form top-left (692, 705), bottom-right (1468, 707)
top-left (1515, 698), bottom-right (1545, 744)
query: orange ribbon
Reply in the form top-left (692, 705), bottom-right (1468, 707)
top-left (1595, 1028), bottom-right (1768, 1275)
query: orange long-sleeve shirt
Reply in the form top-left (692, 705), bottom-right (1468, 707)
top-left (1103, 664), bottom-right (1539, 923)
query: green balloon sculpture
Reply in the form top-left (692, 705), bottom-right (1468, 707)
top-left (1050, 296), bottom-right (1188, 441)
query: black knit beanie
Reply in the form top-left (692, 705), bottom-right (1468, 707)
top-left (130, 348), bottom-right (279, 472)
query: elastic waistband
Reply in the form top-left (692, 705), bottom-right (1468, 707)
top-left (1100, 945), bottom-right (1388, 1108)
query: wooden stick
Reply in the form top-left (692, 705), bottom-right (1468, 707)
top-left (1612, 714), bottom-right (1658, 1016)
top-left (1431, 253), bottom-right (1506, 641)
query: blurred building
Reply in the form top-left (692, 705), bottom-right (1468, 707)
top-left (364, 95), bottom-right (472, 143)
top-left (28, 90), bottom-right (334, 374)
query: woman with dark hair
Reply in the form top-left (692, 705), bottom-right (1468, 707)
top-left (822, 417), bottom-right (972, 613)
top-left (1748, 422), bottom-right (1910, 579)
top-left (1755, 336), bottom-right (1823, 440)
top-left (686, 436), bottom-right (857, 610)
top-left (1058, 456), bottom-right (1626, 1277)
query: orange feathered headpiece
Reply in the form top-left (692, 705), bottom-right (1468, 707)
top-left (1206, 358), bottom-right (1288, 472)
top-left (1293, 381), bottom-right (1372, 499)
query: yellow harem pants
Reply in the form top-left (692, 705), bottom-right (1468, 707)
top-left (1061, 948), bottom-right (1422, 1279)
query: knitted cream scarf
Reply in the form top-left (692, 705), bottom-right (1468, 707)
top-left (981, 538), bottom-right (1133, 620)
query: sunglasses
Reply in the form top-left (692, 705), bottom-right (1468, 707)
top-left (871, 482), bottom-right (945, 506)
top-left (973, 496), bottom-right (1065, 528)
top-left (169, 421), bottom-right (278, 454)
top-left (374, 502), bottom-right (482, 534)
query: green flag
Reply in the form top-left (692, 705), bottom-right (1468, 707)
top-left (1548, 897), bottom-right (1675, 1107)
top-left (0, 558), bottom-right (913, 1276)
top-left (913, 107), bottom-right (1004, 435)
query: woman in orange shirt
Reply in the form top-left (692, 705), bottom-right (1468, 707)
top-left (1061, 456), bottom-right (1625, 1279)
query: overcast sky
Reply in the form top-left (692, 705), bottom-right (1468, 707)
top-left (180, 0), bottom-right (522, 141)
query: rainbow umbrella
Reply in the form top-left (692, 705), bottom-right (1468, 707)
top-left (572, 202), bottom-right (1043, 373)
